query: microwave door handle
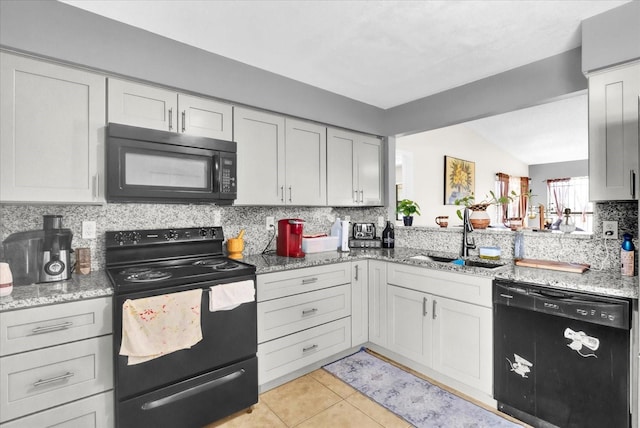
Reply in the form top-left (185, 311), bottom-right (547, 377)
top-left (213, 155), bottom-right (220, 193)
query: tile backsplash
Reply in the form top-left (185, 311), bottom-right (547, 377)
top-left (0, 203), bottom-right (386, 271)
top-left (0, 201), bottom-right (635, 272)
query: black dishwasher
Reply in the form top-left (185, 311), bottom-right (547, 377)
top-left (493, 280), bottom-right (631, 428)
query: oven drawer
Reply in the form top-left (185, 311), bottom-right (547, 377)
top-left (0, 391), bottom-right (114, 428)
top-left (258, 284), bottom-right (351, 343)
top-left (0, 335), bottom-right (113, 423)
top-left (0, 297), bottom-right (112, 356)
top-left (257, 317), bottom-right (351, 385)
top-left (257, 263), bottom-right (351, 302)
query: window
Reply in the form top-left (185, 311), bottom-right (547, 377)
top-left (546, 176), bottom-right (593, 232)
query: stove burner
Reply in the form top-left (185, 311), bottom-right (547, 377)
top-left (124, 270), bottom-right (172, 283)
top-left (193, 259), bottom-right (227, 268)
top-left (216, 261), bottom-right (240, 271)
top-left (119, 267), bottom-right (154, 275)
top-left (193, 259), bottom-right (240, 271)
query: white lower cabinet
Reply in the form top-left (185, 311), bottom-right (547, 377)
top-left (387, 285), bottom-right (432, 365)
top-left (0, 297), bottom-right (113, 426)
top-left (431, 295), bottom-right (492, 394)
top-left (256, 263), bottom-right (353, 386)
top-left (368, 260), bottom-right (388, 347)
top-left (257, 317), bottom-right (351, 384)
top-left (351, 260), bottom-right (369, 346)
top-left (384, 262), bottom-right (493, 396)
top-left (0, 391), bottom-right (114, 428)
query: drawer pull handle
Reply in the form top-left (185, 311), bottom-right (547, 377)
top-left (302, 344), bottom-right (318, 353)
top-left (302, 278), bottom-right (318, 284)
top-left (33, 371), bottom-right (75, 387)
top-left (302, 308), bottom-right (318, 316)
top-left (31, 321), bottom-right (74, 335)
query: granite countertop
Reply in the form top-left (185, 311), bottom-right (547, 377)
top-left (2, 247), bottom-right (636, 313)
top-left (244, 248), bottom-right (639, 299)
top-left (0, 271), bottom-right (113, 312)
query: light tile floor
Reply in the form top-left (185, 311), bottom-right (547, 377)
top-left (206, 352), bottom-right (527, 428)
top-left (206, 368), bottom-right (411, 428)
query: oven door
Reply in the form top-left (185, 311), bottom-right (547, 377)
top-left (106, 123), bottom-right (236, 204)
top-left (113, 276), bottom-right (257, 402)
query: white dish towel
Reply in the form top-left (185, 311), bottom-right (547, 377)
top-left (209, 280), bottom-right (255, 312)
top-left (120, 289), bottom-right (203, 365)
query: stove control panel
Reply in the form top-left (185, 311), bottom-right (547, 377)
top-left (106, 227), bottom-right (224, 247)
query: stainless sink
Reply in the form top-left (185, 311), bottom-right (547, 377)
top-left (410, 254), bottom-right (504, 269)
top-left (410, 254), bottom-right (457, 263)
top-left (462, 260), bottom-right (504, 269)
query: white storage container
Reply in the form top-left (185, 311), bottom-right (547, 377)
top-left (302, 236), bottom-right (339, 253)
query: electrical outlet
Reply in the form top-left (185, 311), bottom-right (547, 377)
top-left (377, 216), bottom-right (385, 228)
top-left (265, 216), bottom-right (275, 230)
top-left (602, 221), bottom-right (618, 239)
top-left (82, 221), bottom-right (97, 239)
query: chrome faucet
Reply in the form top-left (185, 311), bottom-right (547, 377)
top-left (461, 207), bottom-right (476, 257)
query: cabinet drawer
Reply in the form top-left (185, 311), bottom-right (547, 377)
top-left (258, 284), bottom-right (351, 343)
top-left (0, 391), bottom-right (114, 428)
top-left (0, 336), bottom-right (113, 423)
top-left (387, 263), bottom-right (492, 307)
top-left (257, 317), bottom-right (351, 385)
top-left (257, 263), bottom-right (351, 302)
top-left (0, 297), bottom-right (112, 356)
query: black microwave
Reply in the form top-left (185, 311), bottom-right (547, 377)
top-left (106, 123), bottom-right (237, 204)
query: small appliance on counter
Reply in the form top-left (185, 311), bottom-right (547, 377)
top-left (1, 215), bottom-right (73, 285)
top-left (349, 222), bottom-right (382, 249)
top-left (276, 218), bottom-right (305, 258)
top-left (41, 215), bottom-right (73, 283)
top-left (352, 223), bottom-right (376, 239)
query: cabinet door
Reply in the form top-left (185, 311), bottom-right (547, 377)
top-left (178, 94), bottom-right (232, 140)
top-left (233, 107), bottom-right (285, 205)
top-left (387, 285), bottom-right (432, 366)
top-left (351, 260), bottom-right (369, 346)
top-left (588, 61), bottom-right (640, 201)
top-left (285, 118), bottom-right (327, 206)
top-left (0, 52), bottom-right (105, 203)
top-left (431, 296), bottom-right (492, 395)
top-left (367, 260), bottom-right (387, 347)
top-left (107, 78), bottom-right (177, 131)
top-left (327, 128), bottom-right (357, 206)
top-left (356, 135), bottom-right (383, 206)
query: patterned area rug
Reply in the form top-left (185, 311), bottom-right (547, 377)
top-left (324, 350), bottom-right (523, 428)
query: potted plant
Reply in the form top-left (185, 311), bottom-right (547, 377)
top-left (455, 191), bottom-right (517, 229)
top-left (396, 199), bottom-right (421, 226)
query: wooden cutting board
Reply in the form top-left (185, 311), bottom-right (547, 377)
top-left (515, 258), bottom-right (590, 273)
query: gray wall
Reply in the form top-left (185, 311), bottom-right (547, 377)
top-left (582, 1), bottom-right (640, 73)
top-left (528, 160), bottom-right (589, 208)
top-left (383, 48), bottom-right (588, 137)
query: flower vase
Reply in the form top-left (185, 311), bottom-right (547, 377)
top-left (403, 216), bottom-right (413, 226)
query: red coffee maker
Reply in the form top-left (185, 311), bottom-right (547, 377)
top-left (276, 218), bottom-right (305, 258)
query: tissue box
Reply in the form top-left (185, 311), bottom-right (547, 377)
top-left (302, 236), bottom-right (339, 253)
top-left (479, 246), bottom-right (501, 260)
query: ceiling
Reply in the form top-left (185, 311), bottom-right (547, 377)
top-left (60, 0), bottom-right (629, 164)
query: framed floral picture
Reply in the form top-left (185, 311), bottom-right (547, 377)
top-left (444, 156), bottom-right (475, 205)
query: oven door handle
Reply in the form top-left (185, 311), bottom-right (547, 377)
top-left (140, 368), bottom-right (245, 410)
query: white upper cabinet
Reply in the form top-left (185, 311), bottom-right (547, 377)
top-left (107, 78), bottom-right (232, 140)
top-left (285, 118), bottom-right (327, 206)
top-left (588, 61), bottom-right (640, 201)
top-left (234, 108), bottom-right (326, 206)
top-left (327, 128), bottom-right (383, 206)
top-left (234, 107), bottom-right (285, 205)
top-left (0, 52), bottom-right (106, 203)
